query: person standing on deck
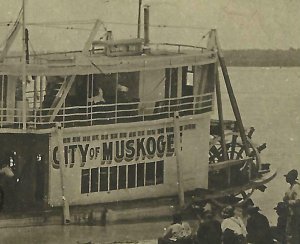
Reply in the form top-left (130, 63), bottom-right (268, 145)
top-left (283, 169), bottom-right (300, 244)
top-left (246, 205), bottom-right (274, 244)
top-left (88, 87), bottom-right (105, 105)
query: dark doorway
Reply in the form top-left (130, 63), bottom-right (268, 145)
top-left (0, 134), bottom-right (49, 213)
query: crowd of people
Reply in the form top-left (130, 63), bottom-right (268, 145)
top-left (159, 169), bottom-right (300, 244)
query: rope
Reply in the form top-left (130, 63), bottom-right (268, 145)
top-left (0, 20), bottom-right (211, 31)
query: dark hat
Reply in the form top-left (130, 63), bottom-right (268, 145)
top-left (172, 213), bottom-right (182, 224)
top-left (274, 202), bottom-right (287, 211)
top-left (284, 169), bottom-right (298, 180)
top-left (246, 205), bottom-right (260, 214)
top-left (244, 198), bottom-right (255, 208)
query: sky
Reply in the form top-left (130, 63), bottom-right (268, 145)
top-left (0, 0), bottom-right (299, 52)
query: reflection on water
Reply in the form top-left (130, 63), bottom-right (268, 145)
top-left (1, 67), bottom-right (300, 243)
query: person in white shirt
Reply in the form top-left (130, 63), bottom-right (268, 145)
top-left (221, 205), bottom-right (247, 244)
top-left (88, 87), bottom-right (105, 105)
top-left (283, 169), bottom-right (300, 244)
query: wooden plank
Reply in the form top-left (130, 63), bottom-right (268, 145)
top-left (49, 75), bottom-right (76, 122)
top-left (209, 157), bottom-right (252, 171)
top-left (48, 76), bottom-right (68, 110)
top-left (82, 19), bottom-right (102, 55)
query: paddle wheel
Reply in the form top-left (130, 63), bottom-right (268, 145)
top-left (200, 30), bottom-right (275, 207)
top-left (208, 121), bottom-right (268, 206)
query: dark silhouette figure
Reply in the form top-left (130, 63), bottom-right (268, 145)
top-left (196, 203), bottom-right (222, 244)
top-left (246, 205), bottom-right (274, 244)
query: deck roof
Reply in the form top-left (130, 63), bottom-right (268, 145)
top-left (0, 47), bottom-right (217, 76)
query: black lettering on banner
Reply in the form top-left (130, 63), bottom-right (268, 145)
top-left (125, 139), bottom-right (135, 161)
top-left (166, 134), bottom-right (175, 156)
top-left (103, 142), bottom-right (113, 161)
top-left (136, 138), bottom-right (146, 160)
top-left (69, 145), bottom-right (77, 168)
top-left (78, 144), bottom-right (89, 167)
top-left (64, 146), bottom-right (69, 166)
top-left (115, 140), bottom-right (125, 162)
top-left (89, 147), bottom-right (95, 160)
top-left (156, 135), bottom-right (166, 157)
top-left (146, 137), bottom-right (156, 158)
top-left (95, 147), bottom-right (100, 159)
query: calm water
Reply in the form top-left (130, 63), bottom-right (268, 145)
top-left (1, 67), bottom-right (300, 243)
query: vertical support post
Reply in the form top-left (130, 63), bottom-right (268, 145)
top-left (21, 0), bottom-right (27, 130)
top-left (144, 5), bottom-right (150, 46)
top-left (25, 28), bottom-right (29, 64)
top-left (56, 123), bottom-right (71, 224)
top-left (90, 74), bottom-right (93, 125)
top-left (39, 76), bottom-right (43, 122)
top-left (137, 0), bottom-right (142, 38)
top-left (0, 76), bottom-right (4, 127)
top-left (115, 73), bottom-right (118, 124)
top-left (215, 70), bottom-right (228, 161)
top-left (33, 76), bottom-right (37, 127)
top-left (215, 30), bottom-right (250, 156)
top-left (215, 67), bottom-right (230, 185)
top-left (177, 67), bottom-right (182, 99)
top-left (174, 112), bottom-right (185, 208)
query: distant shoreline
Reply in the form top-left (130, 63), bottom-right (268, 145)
top-left (223, 49), bottom-right (300, 67)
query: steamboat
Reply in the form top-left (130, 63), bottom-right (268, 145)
top-left (0, 1), bottom-right (276, 226)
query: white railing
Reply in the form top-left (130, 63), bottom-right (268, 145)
top-left (0, 93), bottom-right (213, 129)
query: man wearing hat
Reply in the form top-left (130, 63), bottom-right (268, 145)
top-left (246, 205), bottom-right (273, 244)
top-left (283, 169), bottom-right (300, 244)
top-left (273, 202), bottom-right (288, 244)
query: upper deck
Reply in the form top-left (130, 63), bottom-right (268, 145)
top-left (0, 12), bottom-right (218, 133)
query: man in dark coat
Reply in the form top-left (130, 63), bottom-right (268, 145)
top-left (246, 205), bottom-right (274, 244)
top-left (272, 202), bottom-right (288, 244)
top-left (196, 203), bottom-right (222, 244)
